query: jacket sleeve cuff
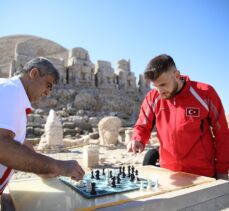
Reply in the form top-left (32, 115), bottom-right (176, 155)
top-left (131, 134), bottom-right (147, 147)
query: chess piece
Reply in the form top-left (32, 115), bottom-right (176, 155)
top-left (154, 177), bottom-right (159, 189)
top-left (86, 181), bottom-right (92, 192)
top-left (106, 177), bottom-right (110, 186)
top-left (140, 181), bottom-right (145, 191)
top-left (91, 170), bottom-right (95, 179)
top-left (134, 177), bottom-right (139, 184)
top-left (130, 173), bottom-right (135, 182)
top-left (122, 166), bottom-right (125, 174)
top-left (131, 166), bottom-right (135, 174)
top-left (117, 175), bottom-right (121, 184)
top-left (135, 170), bottom-right (138, 176)
top-left (90, 182), bottom-right (97, 195)
top-left (122, 171), bottom-right (126, 178)
top-left (147, 179), bottom-right (153, 191)
top-left (119, 166), bottom-right (122, 174)
top-left (95, 170), bottom-right (100, 180)
top-left (111, 177), bottom-right (116, 188)
top-left (78, 180), bottom-right (84, 188)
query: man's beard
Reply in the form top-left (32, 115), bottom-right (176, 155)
top-left (162, 82), bottom-right (179, 99)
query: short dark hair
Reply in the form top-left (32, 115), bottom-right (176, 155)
top-left (22, 57), bottom-right (60, 84)
top-left (144, 54), bottom-right (176, 81)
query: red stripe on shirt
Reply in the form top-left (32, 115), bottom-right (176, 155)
top-left (0, 167), bottom-right (12, 185)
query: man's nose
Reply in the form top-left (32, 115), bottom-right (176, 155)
top-left (42, 89), bottom-right (50, 96)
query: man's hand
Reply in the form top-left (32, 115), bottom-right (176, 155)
top-left (216, 173), bottom-right (228, 180)
top-left (127, 140), bottom-right (144, 154)
top-left (57, 160), bottom-right (85, 181)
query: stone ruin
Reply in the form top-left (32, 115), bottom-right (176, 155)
top-left (0, 35), bottom-right (161, 153)
top-left (37, 109), bottom-right (64, 153)
top-left (98, 116), bottom-right (122, 146)
top-left (0, 35), bottom-right (151, 143)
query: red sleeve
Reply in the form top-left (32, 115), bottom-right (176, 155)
top-left (131, 90), bottom-right (156, 147)
top-left (208, 86), bottom-right (229, 174)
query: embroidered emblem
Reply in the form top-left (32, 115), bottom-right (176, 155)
top-left (186, 107), bottom-right (200, 117)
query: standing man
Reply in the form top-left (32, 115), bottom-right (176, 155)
top-left (0, 57), bottom-right (85, 194)
top-left (128, 54), bottom-right (229, 180)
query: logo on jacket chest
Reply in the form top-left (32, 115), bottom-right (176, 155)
top-left (186, 107), bottom-right (200, 117)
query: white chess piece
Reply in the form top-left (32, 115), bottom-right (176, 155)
top-left (147, 179), bottom-right (153, 191)
top-left (86, 181), bottom-right (92, 192)
top-left (140, 181), bottom-right (145, 191)
top-left (106, 177), bottom-right (111, 186)
top-left (78, 180), bottom-right (84, 188)
top-left (154, 177), bottom-right (159, 189)
top-left (134, 177), bottom-right (139, 184)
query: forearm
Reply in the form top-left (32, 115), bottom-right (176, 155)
top-left (0, 136), bottom-right (59, 175)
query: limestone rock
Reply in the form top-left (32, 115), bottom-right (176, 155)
top-left (83, 145), bottom-right (99, 168)
top-left (98, 116), bottom-right (122, 146)
top-left (37, 109), bottom-right (63, 153)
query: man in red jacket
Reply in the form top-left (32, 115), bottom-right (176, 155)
top-left (128, 54), bottom-right (229, 180)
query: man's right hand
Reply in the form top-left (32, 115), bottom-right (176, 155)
top-left (57, 160), bottom-right (85, 181)
top-left (127, 140), bottom-right (144, 154)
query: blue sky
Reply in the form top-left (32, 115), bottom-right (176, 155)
top-left (1, 0), bottom-right (229, 113)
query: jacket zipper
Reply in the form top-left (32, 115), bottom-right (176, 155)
top-left (173, 98), bottom-right (179, 165)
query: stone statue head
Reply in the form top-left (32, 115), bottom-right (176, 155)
top-left (98, 116), bottom-right (121, 146)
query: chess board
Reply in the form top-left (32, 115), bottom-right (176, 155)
top-left (59, 168), bottom-right (151, 199)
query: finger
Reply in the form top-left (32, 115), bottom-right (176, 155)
top-left (71, 176), bottom-right (80, 181)
top-left (77, 165), bottom-right (85, 177)
top-left (132, 143), bottom-right (137, 154)
top-left (127, 142), bottom-right (133, 152)
top-left (139, 144), bottom-right (144, 153)
top-left (74, 161), bottom-right (84, 177)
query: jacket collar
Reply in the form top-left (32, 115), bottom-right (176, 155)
top-left (175, 75), bottom-right (191, 98)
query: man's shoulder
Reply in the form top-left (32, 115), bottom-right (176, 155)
top-left (0, 77), bottom-right (21, 96)
top-left (145, 88), bottom-right (160, 100)
top-left (190, 80), bottom-right (213, 92)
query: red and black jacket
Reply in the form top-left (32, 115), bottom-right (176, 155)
top-left (132, 75), bottom-right (229, 177)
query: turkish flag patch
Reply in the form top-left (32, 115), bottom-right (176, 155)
top-left (186, 107), bottom-right (200, 117)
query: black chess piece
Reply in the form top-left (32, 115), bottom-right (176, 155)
top-left (122, 166), bottom-right (125, 174)
top-left (130, 173), bottom-right (135, 182)
top-left (91, 170), bottom-right (95, 179)
top-left (135, 169), bottom-right (138, 176)
top-left (127, 166), bottom-right (131, 177)
top-left (111, 177), bottom-right (116, 188)
top-left (131, 166), bottom-right (135, 174)
top-left (122, 171), bottom-right (126, 178)
top-left (90, 182), bottom-right (96, 195)
top-left (95, 170), bottom-right (100, 180)
top-left (117, 174), bottom-right (121, 184)
top-left (102, 168), bottom-right (105, 175)
top-left (119, 166), bottom-right (122, 174)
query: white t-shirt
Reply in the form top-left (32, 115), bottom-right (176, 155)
top-left (0, 76), bottom-right (32, 193)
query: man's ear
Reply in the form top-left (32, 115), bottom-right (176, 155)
top-left (29, 68), bottom-right (39, 79)
top-left (175, 69), bottom-right (180, 79)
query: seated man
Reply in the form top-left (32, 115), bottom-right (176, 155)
top-left (0, 57), bottom-right (85, 194)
